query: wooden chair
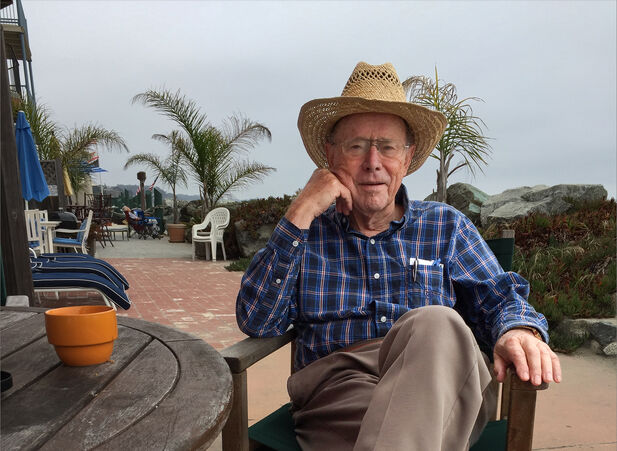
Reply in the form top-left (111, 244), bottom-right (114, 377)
top-left (24, 209), bottom-right (44, 256)
top-left (192, 207), bottom-right (230, 261)
top-left (220, 231), bottom-right (549, 451)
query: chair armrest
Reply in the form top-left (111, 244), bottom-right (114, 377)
top-left (510, 370), bottom-right (549, 391)
top-left (504, 368), bottom-right (549, 451)
top-left (54, 228), bottom-right (79, 234)
top-left (221, 328), bottom-right (297, 374)
top-left (192, 221), bottom-right (210, 234)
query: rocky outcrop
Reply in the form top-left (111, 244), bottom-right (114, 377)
top-left (234, 220), bottom-right (276, 257)
top-left (480, 184), bottom-right (607, 227)
top-left (425, 183), bottom-right (489, 225)
top-left (555, 318), bottom-right (617, 356)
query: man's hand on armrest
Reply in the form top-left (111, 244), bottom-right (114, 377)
top-left (493, 328), bottom-right (562, 386)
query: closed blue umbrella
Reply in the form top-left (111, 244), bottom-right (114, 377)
top-left (16, 110), bottom-right (50, 204)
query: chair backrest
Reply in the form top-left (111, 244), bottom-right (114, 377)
top-left (76, 210), bottom-right (93, 244)
top-left (485, 236), bottom-right (515, 272)
top-left (209, 207), bottom-right (230, 240)
top-left (24, 210), bottom-right (43, 243)
top-left (192, 207), bottom-right (230, 240)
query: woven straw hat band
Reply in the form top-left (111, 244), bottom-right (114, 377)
top-left (297, 62), bottom-right (447, 176)
top-left (341, 62), bottom-right (407, 102)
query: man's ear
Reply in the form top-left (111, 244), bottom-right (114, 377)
top-left (325, 142), bottom-right (335, 168)
top-left (405, 144), bottom-right (416, 169)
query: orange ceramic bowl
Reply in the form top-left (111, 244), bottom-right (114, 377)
top-left (45, 305), bottom-right (118, 366)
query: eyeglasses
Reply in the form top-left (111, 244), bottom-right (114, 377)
top-left (334, 138), bottom-right (410, 159)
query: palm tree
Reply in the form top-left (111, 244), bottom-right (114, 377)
top-left (12, 97), bottom-right (59, 160)
top-left (16, 98), bottom-right (129, 193)
top-left (132, 89), bottom-right (274, 217)
top-left (124, 130), bottom-right (188, 223)
top-left (403, 68), bottom-right (491, 203)
top-left (59, 125), bottom-right (129, 193)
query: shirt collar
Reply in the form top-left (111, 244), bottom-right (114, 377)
top-left (333, 184), bottom-right (410, 237)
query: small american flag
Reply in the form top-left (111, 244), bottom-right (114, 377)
top-left (148, 175), bottom-right (159, 191)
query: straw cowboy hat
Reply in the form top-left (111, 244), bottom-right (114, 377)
top-left (298, 62), bottom-right (447, 175)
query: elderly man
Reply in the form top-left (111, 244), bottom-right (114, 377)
top-left (236, 62), bottom-right (561, 450)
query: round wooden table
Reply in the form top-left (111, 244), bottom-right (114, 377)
top-left (0, 307), bottom-right (232, 450)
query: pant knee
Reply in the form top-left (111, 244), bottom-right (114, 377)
top-left (396, 305), bottom-right (468, 334)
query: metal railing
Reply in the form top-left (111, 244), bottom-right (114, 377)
top-left (0, 2), bottom-right (20, 25)
top-left (1, 0), bottom-right (35, 103)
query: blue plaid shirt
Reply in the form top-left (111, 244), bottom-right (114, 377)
top-left (236, 186), bottom-right (548, 370)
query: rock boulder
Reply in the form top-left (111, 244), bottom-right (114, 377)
top-left (234, 220), bottom-right (275, 257)
top-left (424, 183), bottom-right (489, 225)
top-left (480, 184), bottom-right (607, 227)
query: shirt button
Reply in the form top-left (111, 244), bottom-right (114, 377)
top-left (373, 273), bottom-right (380, 279)
top-left (292, 240), bottom-right (299, 247)
top-left (369, 239), bottom-right (375, 245)
top-left (275, 278), bottom-right (282, 284)
top-left (380, 316), bottom-right (387, 323)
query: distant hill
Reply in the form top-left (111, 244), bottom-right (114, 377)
top-left (99, 184), bottom-right (201, 201)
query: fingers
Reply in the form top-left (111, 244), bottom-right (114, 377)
top-left (494, 328), bottom-right (563, 386)
top-left (492, 353), bottom-right (507, 383)
top-left (525, 340), bottom-right (542, 385)
top-left (525, 339), bottom-right (562, 384)
top-left (285, 169), bottom-right (352, 229)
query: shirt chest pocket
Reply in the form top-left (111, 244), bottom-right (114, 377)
top-left (406, 264), bottom-right (449, 306)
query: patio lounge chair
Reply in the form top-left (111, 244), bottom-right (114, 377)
top-left (53, 210), bottom-right (93, 253)
top-left (220, 232), bottom-right (549, 451)
top-left (31, 253), bottom-right (131, 310)
top-left (192, 207), bottom-right (230, 261)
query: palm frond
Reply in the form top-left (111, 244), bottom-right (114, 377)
top-left (209, 161), bottom-right (275, 207)
top-left (132, 89), bottom-right (208, 138)
top-left (15, 98), bottom-right (61, 160)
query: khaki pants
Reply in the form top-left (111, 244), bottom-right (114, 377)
top-left (287, 306), bottom-right (497, 451)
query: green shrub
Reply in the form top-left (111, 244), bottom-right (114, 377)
top-left (223, 194), bottom-right (295, 266)
top-left (483, 199), bottom-right (616, 352)
top-left (225, 255), bottom-right (255, 272)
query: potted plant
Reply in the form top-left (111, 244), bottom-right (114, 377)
top-left (124, 130), bottom-right (188, 242)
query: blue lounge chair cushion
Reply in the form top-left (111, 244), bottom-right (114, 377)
top-left (31, 271), bottom-right (131, 310)
top-left (39, 253), bottom-right (129, 289)
top-left (31, 258), bottom-right (129, 291)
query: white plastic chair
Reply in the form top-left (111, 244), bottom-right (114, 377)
top-left (192, 207), bottom-right (230, 261)
top-left (53, 210), bottom-right (93, 253)
top-left (25, 209), bottom-right (44, 256)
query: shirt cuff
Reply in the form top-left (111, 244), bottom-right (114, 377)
top-left (512, 326), bottom-right (544, 342)
top-left (267, 216), bottom-right (308, 258)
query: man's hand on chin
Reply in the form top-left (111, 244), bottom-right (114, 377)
top-left (285, 168), bottom-right (353, 229)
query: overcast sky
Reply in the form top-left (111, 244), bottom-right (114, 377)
top-left (25, 1), bottom-right (616, 201)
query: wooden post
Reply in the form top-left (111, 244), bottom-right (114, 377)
top-left (137, 171), bottom-right (146, 211)
top-left (0, 26), bottom-right (34, 302)
top-left (222, 371), bottom-right (249, 451)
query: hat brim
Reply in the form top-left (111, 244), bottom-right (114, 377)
top-left (298, 96), bottom-right (447, 175)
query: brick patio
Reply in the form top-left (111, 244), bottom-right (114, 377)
top-left (107, 258), bottom-right (247, 350)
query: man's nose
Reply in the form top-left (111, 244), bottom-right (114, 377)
top-left (362, 144), bottom-right (382, 171)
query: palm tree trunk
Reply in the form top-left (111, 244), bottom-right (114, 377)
top-left (200, 184), bottom-right (208, 219)
top-left (436, 159), bottom-right (448, 203)
top-left (172, 187), bottom-right (178, 223)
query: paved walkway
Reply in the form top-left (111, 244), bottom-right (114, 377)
top-left (94, 236), bottom-right (616, 450)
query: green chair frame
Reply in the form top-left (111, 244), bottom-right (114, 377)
top-left (221, 230), bottom-right (548, 451)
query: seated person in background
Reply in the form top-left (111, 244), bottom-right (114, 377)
top-left (236, 62), bottom-right (561, 450)
top-left (122, 205), bottom-right (139, 220)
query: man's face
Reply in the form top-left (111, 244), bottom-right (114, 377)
top-left (325, 113), bottom-right (415, 218)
